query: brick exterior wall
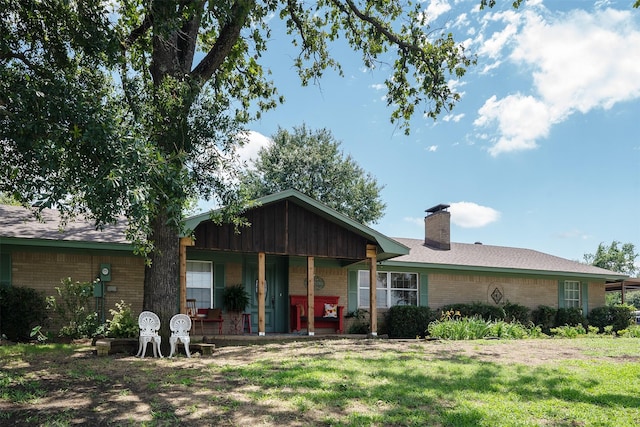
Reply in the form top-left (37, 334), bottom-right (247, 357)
top-left (9, 248), bottom-right (608, 336)
top-left (426, 273), bottom-right (605, 310)
top-left (427, 273), bottom-right (558, 309)
top-left (288, 265), bottom-right (348, 333)
top-left (288, 265), bottom-right (348, 303)
top-left (11, 250), bottom-right (145, 331)
top-left (588, 281), bottom-right (605, 312)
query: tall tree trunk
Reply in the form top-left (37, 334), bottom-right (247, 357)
top-left (143, 208), bottom-right (180, 355)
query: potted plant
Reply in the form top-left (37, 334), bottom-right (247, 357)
top-left (222, 284), bottom-right (250, 334)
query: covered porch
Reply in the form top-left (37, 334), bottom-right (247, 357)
top-left (179, 190), bottom-right (408, 337)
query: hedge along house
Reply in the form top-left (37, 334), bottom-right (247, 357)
top-left (0, 190), bottom-right (628, 337)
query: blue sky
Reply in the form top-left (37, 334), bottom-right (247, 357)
top-left (209, 0), bottom-right (640, 266)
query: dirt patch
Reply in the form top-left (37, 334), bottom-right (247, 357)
top-left (0, 338), bottom-right (626, 426)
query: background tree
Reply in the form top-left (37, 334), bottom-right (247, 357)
top-left (584, 241), bottom-right (639, 278)
top-left (1, 0), bottom-right (515, 341)
top-left (585, 241), bottom-right (639, 307)
top-left (240, 125), bottom-right (386, 224)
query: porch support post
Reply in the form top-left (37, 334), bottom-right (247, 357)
top-left (367, 244), bottom-right (378, 336)
top-left (179, 237), bottom-right (194, 314)
top-left (258, 252), bottom-right (266, 336)
top-left (307, 256), bottom-right (315, 336)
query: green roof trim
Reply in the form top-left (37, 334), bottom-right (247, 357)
top-left (381, 260), bottom-right (627, 282)
top-left (184, 189), bottom-right (409, 261)
top-left (0, 237), bottom-right (134, 252)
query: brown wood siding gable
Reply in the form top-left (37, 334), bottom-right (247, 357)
top-left (192, 200), bottom-right (368, 259)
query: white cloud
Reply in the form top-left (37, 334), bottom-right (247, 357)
top-left (443, 113), bottom-right (465, 122)
top-left (450, 12), bottom-right (470, 32)
top-left (477, 11), bottom-right (520, 58)
top-left (512, 8), bottom-right (640, 115)
top-left (447, 77), bottom-right (466, 94)
top-left (237, 130), bottom-right (272, 167)
top-left (427, 145), bottom-right (438, 152)
top-left (474, 94), bottom-right (551, 155)
top-left (421, 0), bottom-right (452, 25)
top-left (474, 7), bottom-right (640, 156)
top-left (403, 216), bottom-right (424, 228)
top-left (449, 201), bottom-right (500, 228)
top-left (370, 83), bottom-right (386, 91)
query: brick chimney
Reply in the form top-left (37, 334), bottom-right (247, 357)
top-left (425, 204), bottom-right (451, 250)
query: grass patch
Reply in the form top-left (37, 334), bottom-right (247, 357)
top-left (0, 338), bottom-right (638, 426)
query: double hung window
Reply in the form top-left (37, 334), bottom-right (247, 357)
top-left (564, 280), bottom-right (581, 308)
top-left (186, 261), bottom-right (213, 309)
top-left (358, 270), bottom-right (418, 308)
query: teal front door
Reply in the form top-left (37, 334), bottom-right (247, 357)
top-left (246, 260), bottom-right (287, 333)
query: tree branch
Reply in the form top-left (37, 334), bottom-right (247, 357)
top-left (333, 0), bottom-right (418, 56)
top-left (190, 0), bottom-right (254, 83)
top-left (286, 0), bottom-right (310, 50)
top-left (121, 13), bottom-right (153, 51)
top-left (0, 51), bottom-right (37, 70)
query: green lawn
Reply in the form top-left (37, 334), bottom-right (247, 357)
top-left (1, 338), bottom-right (639, 426)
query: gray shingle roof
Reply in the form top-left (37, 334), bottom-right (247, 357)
top-left (386, 238), bottom-right (626, 280)
top-left (0, 204), bottom-right (627, 281)
top-left (0, 205), bottom-right (129, 245)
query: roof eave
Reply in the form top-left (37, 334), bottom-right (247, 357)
top-left (0, 236), bottom-right (134, 252)
top-left (380, 260), bottom-right (629, 281)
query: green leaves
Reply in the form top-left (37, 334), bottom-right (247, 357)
top-left (584, 241), bottom-right (638, 277)
top-left (239, 125), bottom-right (386, 225)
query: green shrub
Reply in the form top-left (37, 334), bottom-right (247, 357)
top-left (0, 286), bottom-right (48, 341)
top-left (531, 305), bottom-right (557, 333)
top-left (618, 325), bottom-right (640, 338)
top-left (47, 277), bottom-right (101, 339)
top-left (428, 315), bottom-right (490, 340)
top-left (438, 302), bottom-right (505, 321)
top-left (503, 301), bottom-right (530, 324)
top-left (428, 312), bottom-right (539, 340)
top-left (106, 301), bottom-right (138, 338)
top-left (587, 305), bottom-right (634, 333)
top-left (488, 320), bottom-right (530, 339)
top-left (385, 305), bottom-right (437, 338)
top-left (555, 307), bottom-right (585, 328)
top-left (550, 324), bottom-right (586, 338)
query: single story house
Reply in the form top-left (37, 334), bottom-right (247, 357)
top-left (0, 189), bottom-right (627, 335)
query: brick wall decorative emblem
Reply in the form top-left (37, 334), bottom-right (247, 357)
top-left (491, 287), bottom-right (504, 304)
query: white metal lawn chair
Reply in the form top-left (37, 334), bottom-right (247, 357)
top-left (168, 313), bottom-right (192, 358)
top-left (136, 311), bottom-right (163, 358)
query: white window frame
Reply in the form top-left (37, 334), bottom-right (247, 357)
top-left (358, 270), bottom-right (418, 308)
top-left (564, 280), bottom-right (581, 308)
top-left (186, 260), bottom-right (213, 308)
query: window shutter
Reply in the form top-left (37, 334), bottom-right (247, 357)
top-left (419, 273), bottom-right (428, 307)
top-left (0, 253), bottom-right (10, 287)
top-left (581, 282), bottom-right (589, 315)
top-left (557, 280), bottom-right (565, 308)
top-left (214, 264), bottom-right (225, 309)
top-left (348, 270), bottom-right (358, 312)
